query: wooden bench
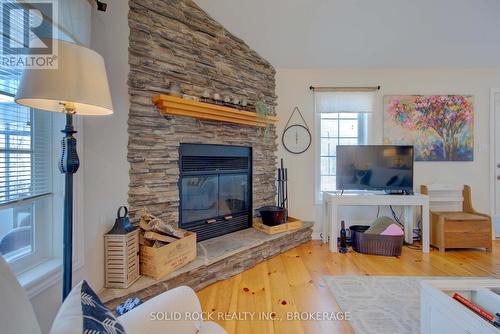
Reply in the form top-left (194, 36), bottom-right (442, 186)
top-left (420, 185), bottom-right (492, 252)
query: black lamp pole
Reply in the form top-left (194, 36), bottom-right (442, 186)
top-left (13, 41), bottom-right (113, 300)
top-left (59, 111), bottom-right (79, 300)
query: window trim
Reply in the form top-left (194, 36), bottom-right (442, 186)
top-left (0, 192), bottom-right (52, 209)
top-left (314, 102), bottom-right (322, 205)
top-left (17, 258), bottom-right (61, 299)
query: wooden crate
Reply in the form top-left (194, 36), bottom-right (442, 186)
top-left (140, 232), bottom-right (197, 280)
top-left (430, 213), bottom-right (492, 252)
top-left (253, 216), bottom-right (303, 235)
top-left (104, 229), bottom-right (140, 289)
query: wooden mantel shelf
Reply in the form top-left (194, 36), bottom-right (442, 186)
top-left (152, 95), bottom-right (278, 127)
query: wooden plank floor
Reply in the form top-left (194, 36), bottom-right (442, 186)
top-left (197, 240), bottom-right (500, 334)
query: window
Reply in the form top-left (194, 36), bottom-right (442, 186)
top-left (0, 68), bottom-right (53, 274)
top-left (320, 113), bottom-right (368, 192)
top-left (315, 91), bottom-right (374, 199)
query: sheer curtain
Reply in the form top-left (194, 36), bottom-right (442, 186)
top-left (315, 91), bottom-right (375, 114)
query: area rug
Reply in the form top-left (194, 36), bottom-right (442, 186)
top-left (323, 276), bottom-right (478, 334)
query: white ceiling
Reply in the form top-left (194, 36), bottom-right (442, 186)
top-left (194, 0), bottom-right (500, 68)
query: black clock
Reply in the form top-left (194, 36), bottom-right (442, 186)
top-left (282, 124), bottom-right (312, 154)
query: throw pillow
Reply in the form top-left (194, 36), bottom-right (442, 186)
top-left (365, 216), bottom-right (402, 235)
top-left (50, 280), bottom-right (126, 334)
top-left (380, 223), bottom-right (404, 236)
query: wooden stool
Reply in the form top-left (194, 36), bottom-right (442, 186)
top-left (421, 185), bottom-right (492, 252)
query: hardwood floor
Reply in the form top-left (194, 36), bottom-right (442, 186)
top-left (197, 240), bottom-right (500, 334)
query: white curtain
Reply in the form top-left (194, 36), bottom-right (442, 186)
top-left (28, 0), bottom-right (91, 46)
top-left (315, 91), bottom-right (375, 113)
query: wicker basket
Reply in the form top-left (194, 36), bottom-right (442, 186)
top-left (350, 225), bottom-right (404, 256)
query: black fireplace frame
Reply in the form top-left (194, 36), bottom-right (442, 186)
top-left (178, 143), bottom-right (253, 241)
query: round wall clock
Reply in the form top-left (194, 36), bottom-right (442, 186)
top-left (282, 107), bottom-right (312, 154)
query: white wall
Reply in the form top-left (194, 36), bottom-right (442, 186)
top-left (84, 1), bottom-right (130, 291)
top-left (194, 0), bottom-right (500, 68)
top-left (276, 68), bottom-right (500, 235)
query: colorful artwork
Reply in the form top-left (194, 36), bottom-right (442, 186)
top-left (384, 95), bottom-right (474, 161)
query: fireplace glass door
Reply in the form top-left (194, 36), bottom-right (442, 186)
top-left (181, 173), bottom-right (249, 224)
top-left (219, 173), bottom-right (248, 216)
top-left (181, 175), bottom-right (218, 223)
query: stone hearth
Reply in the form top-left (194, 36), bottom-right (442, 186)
top-left (100, 223), bottom-right (313, 309)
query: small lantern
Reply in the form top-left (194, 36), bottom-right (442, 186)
top-left (104, 206), bottom-right (140, 288)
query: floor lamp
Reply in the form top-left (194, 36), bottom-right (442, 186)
top-left (14, 40), bottom-right (113, 300)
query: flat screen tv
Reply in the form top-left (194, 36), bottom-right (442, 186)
top-left (336, 145), bottom-right (414, 193)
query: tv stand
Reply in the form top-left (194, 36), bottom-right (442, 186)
top-left (384, 189), bottom-right (414, 195)
top-left (322, 191), bottom-right (430, 253)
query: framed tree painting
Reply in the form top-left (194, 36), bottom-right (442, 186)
top-left (383, 95), bottom-right (474, 161)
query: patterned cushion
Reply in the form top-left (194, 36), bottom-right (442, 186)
top-left (50, 280), bottom-right (126, 334)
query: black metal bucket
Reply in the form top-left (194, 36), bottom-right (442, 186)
top-left (258, 206), bottom-right (287, 226)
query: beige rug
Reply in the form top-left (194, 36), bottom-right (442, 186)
top-left (323, 276), bottom-right (480, 334)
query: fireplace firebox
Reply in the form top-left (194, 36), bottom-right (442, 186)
top-left (179, 144), bottom-right (252, 241)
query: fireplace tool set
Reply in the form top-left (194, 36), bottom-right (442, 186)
top-left (277, 158), bottom-right (288, 214)
top-left (258, 159), bottom-right (289, 226)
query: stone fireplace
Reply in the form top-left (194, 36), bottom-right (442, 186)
top-left (179, 143), bottom-right (252, 241)
top-left (127, 0), bottom-right (277, 226)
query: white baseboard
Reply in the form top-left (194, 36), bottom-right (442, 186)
top-left (311, 232), bottom-right (321, 240)
top-left (494, 218), bottom-right (500, 238)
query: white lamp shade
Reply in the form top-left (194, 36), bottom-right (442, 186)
top-left (15, 40), bottom-right (113, 115)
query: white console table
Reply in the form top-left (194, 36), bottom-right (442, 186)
top-left (322, 192), bottom-right (430, 253)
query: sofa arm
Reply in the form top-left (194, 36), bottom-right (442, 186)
top-left (199, 321), bottom-right (227, 334)
top-left (118, 286), bottom-right (202, 334)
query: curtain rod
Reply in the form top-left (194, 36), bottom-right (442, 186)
top-left (309, 86), bottom-right (381, 92)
